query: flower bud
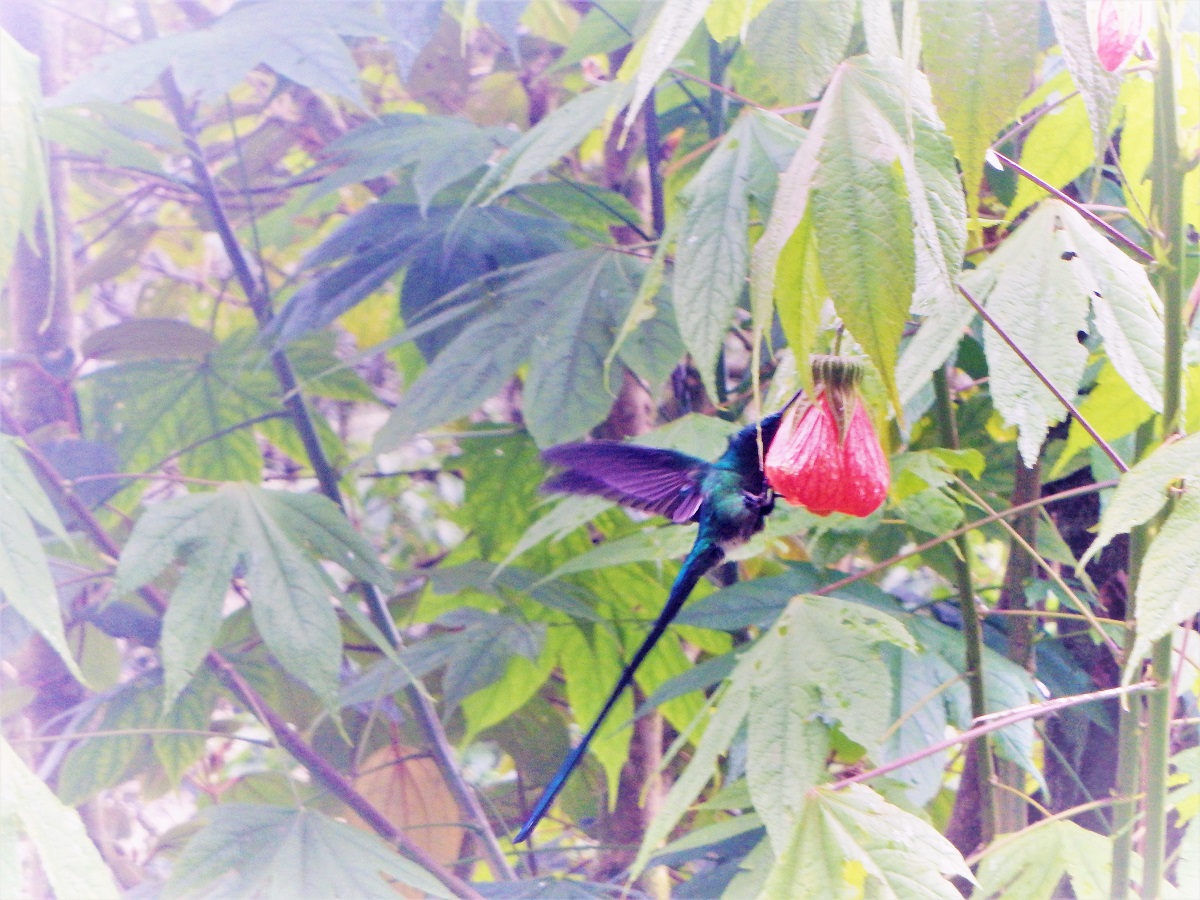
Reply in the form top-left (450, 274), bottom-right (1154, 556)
top-left (1088, 0), bottom-right (1147, 72)
top-left (764, 357), bottom-right (890, 517)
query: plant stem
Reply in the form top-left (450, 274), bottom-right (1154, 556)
top-left (933, 367), bottom-right (998, 843)
top-left (643, 88), bottom-right (666, 238)
top-left (1141, 5), bottom-right (1186, 893)
top-left (134, 2), bottom-right (515, 880)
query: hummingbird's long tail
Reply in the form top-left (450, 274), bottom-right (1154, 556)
top-left (513, 541), bottom-right (727, 843)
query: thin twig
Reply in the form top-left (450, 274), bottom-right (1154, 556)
top-left (828, 682), bottom-right (1156, 792)
top-left (992, 150), bottom-right (1155, 263)
top-left (812, 479), bottom-right (1120, 599)
top-left (957, 284), bottom-right (1129, 473)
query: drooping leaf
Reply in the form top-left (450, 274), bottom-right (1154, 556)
top-left (968, 201), bottom-right (1094, 465)
top-left (860, 0), bottom-right (900, 56)
top-left (0, 438), bottom-right (84, 685)
top-left (921, 0), bottom-right (1041, 229)
top-left (166, 804), bottom-right (451, 899)
top-left (1046, 0), bottom-right (1122, 160)
top-left (744, 596), bottom-right (915, 850)
top-left (1083, 430), bottom-right (1200, 564)
top-left (622, 0), bottom-right (710, 135)
top-left (760, 784), bottom-right (972, 898)
top-left (972, 819), bottom-right (1118, 900)
top-left (673, 109), bottom-right (804, 396)
top-left (743, 0), bottom-right (855, 107)
top-left (0, 737), bottom-right (120, 900)
top-left (775, 207), bottom-right (826, 398)
top-left (1125, 489), bottom-right (1200, 678)
top-left (705, 0), bottom-right (772, 42)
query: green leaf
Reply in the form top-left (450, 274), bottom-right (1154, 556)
top-left (761, 783), bottom-right (972, 898)
top-left (775, 207), bottom-right (826, 397)
top-left (154, 674), bottom-right (213, 785)
top-left (812, 93), bottom-right (913, 412)
top-left (559, 624), bottom-right (632, 804)
top-left (1083, 431), bottom-right (1200, 564)
top-left (622, 0), bottom-right (710, 135)
top-left (0, 737), bottom-right (120, 900)
top-left (478, 79), bottom-right (633, 202)
top-left (376, 249), bottom-right (658, 450)
top-left (55, 1), bottom-right (386, 107)
top-left (921, 0), bottom-right (1041, 229)
top-left (1046, 0), bottom-right (1121, 161)
top-left (745, 596), bottom-right (916, 850)
top-left (58, 679), bottom-right (158, 805)
top-left (973, 819), bottom-right (1116, 900)
top-left (1053, 201), bottom-right (1164, 411)
top-left (166, 804), bottom-right (451, 899)
top-left (81, 319), bottom-right (217, 361)
top-left (743, 0), bottom-right (855, 107)
top-left (1006, 72), bottom-right (1094, 222)
top-left (704, 0), bottom-right (770, 41)
top-left (0, 444), bottom-right (85, 686)
top-left (1049, 361), bottom-right (1154, 478)
top-left (117, 485), bottom-right (359, 707)
top-left (1125, 489), bottom-right (1200, 678)
top-left (969, 200), bottom-right (1094, 465)
top-left (40, 107), bottom-right (164, 173)
top-left (0, 30), bottom-right (50, 283)
top-left (860, 0), bottom-right (899, 56)
top-left (674, 109), bottom-right (804, 396)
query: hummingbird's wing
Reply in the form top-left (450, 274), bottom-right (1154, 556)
top-left (541, 441), bottom-right (710, 524)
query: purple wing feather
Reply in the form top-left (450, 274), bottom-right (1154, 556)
top-left (541, 442), bottom-right (709, 524)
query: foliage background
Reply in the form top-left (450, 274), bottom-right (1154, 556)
top-left (1, 0), bottom-right (1198, 897)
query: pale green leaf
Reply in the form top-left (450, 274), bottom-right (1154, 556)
top-left (1084, 431), bottom-right (1200, 563)
top-left (495, 495), bottom-right (614, 573)
top-left (0, 737), bottom-right (119, 900)
top-left (973, 819), bottom-right (1115, 900)
top-left (775, 206), bottom-right (825, 398)
top-left (971, 201), bottom-right (1094, 465)
top-left (231, 485), bottom-right (342, 708)
top-left (1126, 490), bottom-right (1200, 677)
top-left (674, 109), bottom-right (803, 395)
top-left (0, 484), bottom-right (86, 686)
top-left (1055, 202), bottom-right (1164, 411)
top-left (704, 0), bottom-right (771, 42)
top-left (743, 0), bottom-right (855, 107)
top-left (762, 783), bottom-right (972, 899)
top-left (0, 435), bottom-right (67, 541)
top-left (861, 0), bottom-right (900, 57)
top-left (746, 596), bottom-right (915, 851)
top-left (895, 291), bottom-right (977, 407)
top-left (921, 0), bottom-right (1041, 229)
top-left (623, 0), bottom-right (711, 135)
top-left (159, 509), bottom-right (240, 707)
top-left (1046, 0), bottom-right (1121, 160)
top-left (167, 804), bottom-right (451, 899)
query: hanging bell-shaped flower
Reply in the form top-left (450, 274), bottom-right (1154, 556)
top-left (1088, 0), bottom-right (1148, 72)
top-left (765, 356), bottom-right (890, 517)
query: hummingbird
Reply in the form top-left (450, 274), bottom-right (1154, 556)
top-left (513, 407), bottom-right (791, 843)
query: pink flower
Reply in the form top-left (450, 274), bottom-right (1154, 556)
top-left (1089, 0), bottom-right (1147, 72)
top-left (765, 357), bottom-right (889, 518)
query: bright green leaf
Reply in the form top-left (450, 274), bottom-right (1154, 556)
top-left (761, 783), bottom-right (972, 898)
top-left (622, 0), bottom-right (710, 136)
top-left (1046, 0), bottom-right (1121, 160)
top-left (973, 818), bottom-right (1116, 900)
top-left (743, 0), bottom-right (855, 107)
top-left (704, 0), bottom-right (771, 42)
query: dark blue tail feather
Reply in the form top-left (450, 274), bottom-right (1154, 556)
top-left (513, 541), bottom-right (726, 843)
